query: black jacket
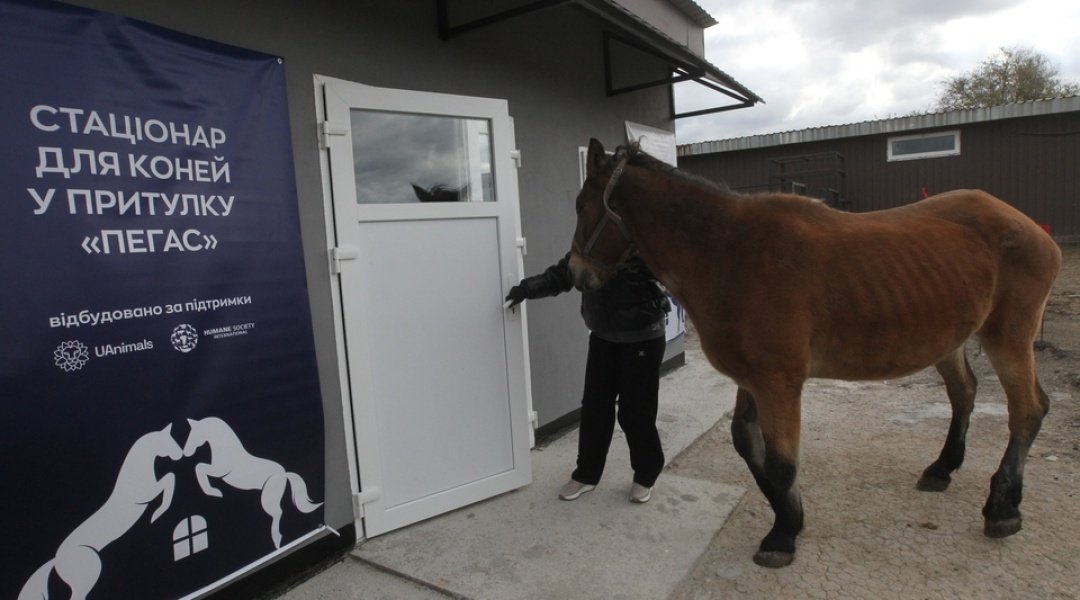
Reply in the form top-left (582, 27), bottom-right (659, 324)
top-left (517, 255), bottom-right (670, 342)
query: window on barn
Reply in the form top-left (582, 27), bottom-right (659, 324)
top-left (887, 130), bottom-right (960, 161)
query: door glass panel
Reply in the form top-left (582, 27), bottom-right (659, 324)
top-left (350, 110), bottom-right (494, 204)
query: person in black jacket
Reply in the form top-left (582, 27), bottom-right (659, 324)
top-left (505, 254), bottom-right (670, 503)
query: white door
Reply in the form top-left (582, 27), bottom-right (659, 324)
top-left (318, 76), bottom-right (533, 537)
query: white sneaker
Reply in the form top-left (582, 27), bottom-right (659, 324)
top-left (559, 479), bottom-right (595, 501)
top-left (629, 483), bottom-right (652, 504)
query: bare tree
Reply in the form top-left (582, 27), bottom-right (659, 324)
top-left (936, 46), bottom-right (1080, 111)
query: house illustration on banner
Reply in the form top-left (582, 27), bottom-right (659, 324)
top-left (19, 418), bottom-right (322, 600)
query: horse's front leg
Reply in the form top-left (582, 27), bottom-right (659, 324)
top-left (918, 347), bottom-right (977, 491)
top-left (194, 463), bottom-right (224, 498)
top-left (151, 473), bottom-right (176, 523)
top-left (731, 384), bottom-right (804, 568)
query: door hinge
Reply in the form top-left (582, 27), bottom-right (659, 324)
top-left (515, 236), bottom-right (527, 256)
top-left (510, 149), bottom-right (522, 168)
top-left (352, 487), bottom-right (382, 519)
top-left (320, 120), bottom-right (348, 149)
top-left (330, 245), bottom-right (359, 275)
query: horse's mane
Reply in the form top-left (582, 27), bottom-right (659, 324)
top-left (617, 142), bottom-right (736, 197)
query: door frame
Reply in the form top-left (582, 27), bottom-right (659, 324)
top-left (313, 74), bottom-right (534, 538)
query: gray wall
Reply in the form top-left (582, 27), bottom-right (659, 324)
top-left (68, 0), bottom-right (674, 531)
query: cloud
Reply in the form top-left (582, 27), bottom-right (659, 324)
top-left (676, 0), bottom-right (1080, 144)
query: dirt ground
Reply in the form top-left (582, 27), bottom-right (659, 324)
top-left (666, 244), bottom-right (1080, 599)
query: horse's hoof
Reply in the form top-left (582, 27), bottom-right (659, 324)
top-left (916, 473), bottom-right (951, 492)
top-left (984, 517), bottom-right (1022, 538)
top-left (753, 550), bottom-right (795, 568)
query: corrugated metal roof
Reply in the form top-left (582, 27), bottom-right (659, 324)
top-left (678, 96), bottom-right (1080, 156)
top-left (666, 0), bottom-right (717, 27)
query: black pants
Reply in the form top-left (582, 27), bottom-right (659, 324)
top-left (572, 333), bottom-right (666, 488)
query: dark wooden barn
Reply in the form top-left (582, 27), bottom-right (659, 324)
top-left (677, 96), bottom-right (1080, 241)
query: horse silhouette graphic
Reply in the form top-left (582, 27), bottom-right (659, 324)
top-left (18, 424), bottom-right (183, 600)
top-left (18, 417), bottom-right (322, 598)
top-left (183, 416), bottom-right (322, 548)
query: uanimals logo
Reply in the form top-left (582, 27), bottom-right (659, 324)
top-left (54, 340), bottom-right (89, 372)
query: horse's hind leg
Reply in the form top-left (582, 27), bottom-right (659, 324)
top-left (261, 476), bottom-right (288, 548)
top-left (917, 346), bottom-right (977, 491)
top-left (979, 327), bottom-right (1050, 538)
top-left (54, 544), bottom-right (102, 600)
top-left (731, 386), bottom-right (804, 568)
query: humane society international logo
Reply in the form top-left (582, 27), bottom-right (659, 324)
top-left (171, 324), bottom-right (199, 353)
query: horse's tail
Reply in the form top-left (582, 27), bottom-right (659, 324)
top-left (285, 472), bottom-right (322, 513)
top-left (17, 559), bottom-right (54, 600)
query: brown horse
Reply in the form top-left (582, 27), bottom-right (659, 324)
top-left (569, 139), bottom-right (1061, 568)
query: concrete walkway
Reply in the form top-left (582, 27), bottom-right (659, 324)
top-left (277, 337), bottom-right (742, 599)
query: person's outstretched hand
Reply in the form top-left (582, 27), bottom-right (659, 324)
top-left (504, 284), bottom-right (527, 308)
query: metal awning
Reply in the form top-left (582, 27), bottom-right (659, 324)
top-left (436, 0), bottom-right (763, 119)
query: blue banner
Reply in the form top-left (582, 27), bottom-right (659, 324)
top-left (0, 1), bottom-right (325, 598)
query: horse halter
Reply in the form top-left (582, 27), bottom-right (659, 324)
top-left (574, 151), bottom-right (636, 264)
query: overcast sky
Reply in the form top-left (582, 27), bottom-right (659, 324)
top-left (673, 0), bottom-right (1080, 144)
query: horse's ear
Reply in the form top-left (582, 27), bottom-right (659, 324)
top-left (187, 418), bottom-right (196, 426)
top-left (411, 183), bottom-right (434, 203)
top-left (586, 138), bottom-right (607, 179)
top-left (163, 423), bottom-right (172, 433)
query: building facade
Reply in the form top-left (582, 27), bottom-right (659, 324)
top-left (679, 97), bottom-right (1080, 239)
top-left (2, 1), bottom-right (758, 597)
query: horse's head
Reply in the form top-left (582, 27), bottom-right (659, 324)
top-left (183, 417), bottom-right (207, 456)
top-left (125, 423), bottom-right (182, 461)
top-left (411, 183), bottom-right (466, 202)
top-left (569, 138), bottom-right (636, 290)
